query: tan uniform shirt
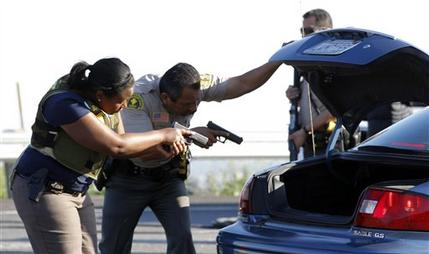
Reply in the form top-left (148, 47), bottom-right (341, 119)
top-left (299, 78), bottom-right (328, 127)
top-left (122, 73), bottom-right (228, 167)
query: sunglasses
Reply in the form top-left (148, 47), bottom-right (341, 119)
top-left (300, 26), bottom-right (329, 36)
top-left (300, 27), bottom-right (315, 36)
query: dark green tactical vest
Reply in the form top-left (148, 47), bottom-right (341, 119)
top-left (31, 76), bottom-right (119, 179)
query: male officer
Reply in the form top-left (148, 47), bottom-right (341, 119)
top-left (286, 8), bottom-right (336, 158)
top-left (99, 60), bottom-right (282, 254)
top-left (366, 102), bottom-right (412, 137)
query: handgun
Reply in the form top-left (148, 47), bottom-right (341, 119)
top-left (173, 122), bottom-right (209, 146)
top-left (207, 121), bottom-right (243, 144)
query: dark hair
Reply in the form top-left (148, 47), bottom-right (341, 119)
top-left (68, 57), bottom-right (134, 97)
top-left (303, 8), bottom-right (333, 29)
top-left (159, 63), bottom-right (200, 102)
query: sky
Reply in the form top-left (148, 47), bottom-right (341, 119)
top-left (1, 0), bottom-right (428, 157)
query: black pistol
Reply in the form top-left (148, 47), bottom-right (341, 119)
top-left (207, 121), bottom-right (243, 144)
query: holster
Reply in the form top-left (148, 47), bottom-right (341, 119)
top-left (27, 168), bottom-right (49, 202)
top-left (176, 149), bottom-right (191, 180)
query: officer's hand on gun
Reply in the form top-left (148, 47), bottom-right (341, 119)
top-left (285, 85), bottom-right (300, 101)
top-left (289, 128), bottom-right (307, 150)
top-left (160, 128), bottom-right (194, 155)
top-left (174, 121), bottom-right (243, 149)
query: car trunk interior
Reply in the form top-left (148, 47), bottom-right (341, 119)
top-left (269, 156), bottom-right (428, 220)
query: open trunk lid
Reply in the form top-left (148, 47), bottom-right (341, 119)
top-left (270, 27), bottom-right (429, 133)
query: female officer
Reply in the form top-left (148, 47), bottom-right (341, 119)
top-left (10, 57), bottom-right (190, 254)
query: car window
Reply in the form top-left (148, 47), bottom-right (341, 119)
top-left (355, 107), bottom-right (429, 155)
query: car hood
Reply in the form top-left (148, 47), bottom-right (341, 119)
top-left (270, 27), bottom-right (429, 133)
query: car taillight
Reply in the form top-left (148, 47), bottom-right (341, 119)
top-left (239, 176), bottom-right (254, 214)
top-left (354, 187), bottom-right (429, 231)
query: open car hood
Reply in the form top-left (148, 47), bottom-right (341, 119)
top-left (270, 28), bottom-right (429, 133)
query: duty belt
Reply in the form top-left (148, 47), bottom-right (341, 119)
top-left (15, 171), bottom-right (88, 197)
top-left (45, 180), bottom-right (88, 197)
top-left (119, 159), bottom-right (180, 180)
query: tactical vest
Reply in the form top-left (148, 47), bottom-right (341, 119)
top-left (31, 76), bottom-right (119, 179)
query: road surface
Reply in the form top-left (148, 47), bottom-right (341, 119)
top-left (0, 196), bottom-right (239, 254)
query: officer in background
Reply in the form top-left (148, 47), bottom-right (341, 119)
top-left (366, 102), bottom-right (412, 137)
top-left (286, 8), bottom-right (336, 158)
top-left (99, 60), bottom-right (282, 254)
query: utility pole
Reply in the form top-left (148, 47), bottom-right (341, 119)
top-left (3, 82), bottom-right (25, 198)
top-left (16, 82), bottom-right (25, 130)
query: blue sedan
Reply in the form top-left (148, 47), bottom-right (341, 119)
top-left (217, 28), bottom-right (429, 254)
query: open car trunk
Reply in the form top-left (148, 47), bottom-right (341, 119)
top-left (264, 28), bottom-right (429, 224)
top-left (267, 156), bottom-right (428, 222)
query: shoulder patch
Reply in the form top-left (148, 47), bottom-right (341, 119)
top-left (200, 74), bottom-right (214, 89)
top-left (128, 94), bottom-right (144, 110)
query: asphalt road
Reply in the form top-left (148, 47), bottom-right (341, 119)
top-left (0, 196), bottom-right (239, 254)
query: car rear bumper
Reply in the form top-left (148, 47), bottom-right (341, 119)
top-left (216, 220), bottom-right (429, 254)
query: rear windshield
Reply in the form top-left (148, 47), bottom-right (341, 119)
top-left (355, 107), bottom-right (429, 155)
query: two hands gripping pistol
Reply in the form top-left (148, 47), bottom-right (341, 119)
top-left (173, 121), bottom-right (244, 145)
top-left (173, 122), bottom-right (209, 146)
top-left (173, 122), bottom-right (209, 179)
top-left (172, 122), bottom-right (243, 179)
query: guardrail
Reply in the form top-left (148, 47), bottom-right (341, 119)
top-left (0, 130), bottom-right (290, 198)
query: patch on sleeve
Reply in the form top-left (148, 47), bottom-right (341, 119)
top-left (151, 112), bottom-right (170, 125)
top-left (200, 74), bottom-right (214, 89)
top-left (127, 94), bottom-right (144, 110)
